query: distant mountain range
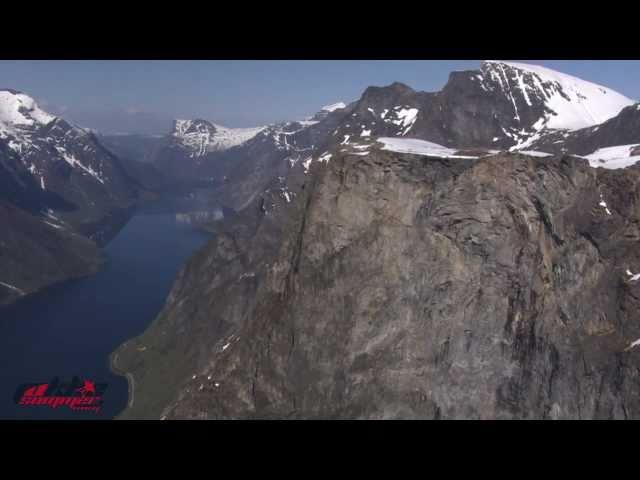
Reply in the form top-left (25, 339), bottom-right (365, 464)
top-left (5, 61), bottom-right (639, 307)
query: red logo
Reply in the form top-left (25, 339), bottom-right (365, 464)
top-left (14, 377), bottom-right (107, 413)
top-left (76, 380), bottom-right (97, 397)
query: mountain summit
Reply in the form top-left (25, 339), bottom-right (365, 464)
top-left (0, 89), bottom-right (56, 130)
top-left (480, 60), bottom-right (634, 131)
top-left (171, 119), bottom-right (266, 157)
top-left (329, 61), bottom-right (635, 151)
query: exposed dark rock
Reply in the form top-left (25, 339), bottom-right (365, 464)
top-left (115, 148), bottom-right (640, 419)
top-left (327, 62), bottom-right (633, 151)
top-left (107, 63), bottom-right (640, 418)
top-left (0, 202), bottom-right (103, 306)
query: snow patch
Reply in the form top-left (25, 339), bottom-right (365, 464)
top-left (599, 194), bottom-right (612, 215)
top-left (43, 220), bottom-right (63, 230)
top-left (321, 102), bottom-right (346, 112)
top-left (0, 281), bottom-right (25, 295)
top-left (302, 156), bottom-right (312, 174)
top-left (626, 269), bottom-right (640, 282)
top-left (517, 150), bottom-right (553, 157)
top-left (387, 107), bottom-right (419, 135)
top-left (318, 152), bottom-right (332, 163)
top-left (288, 156), bottom-right (300, 168)
top-left (56, 147), bottom-right (105, 184)
top-left (583, 144), bottom-right (640, 170)
top-left (627, 339), bottom-right (640, 351)
top-left (378, 137), bottom-right (478, 159)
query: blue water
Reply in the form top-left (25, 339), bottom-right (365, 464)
top-left (0, 214), bottom-right (211, 419)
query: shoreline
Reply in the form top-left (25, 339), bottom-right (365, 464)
top-left (0, 208), bottom-right (130, 310)
top-left (0, 261), bottom-right (105, 310)
top-left (109, 345), bottom-right (135, 416)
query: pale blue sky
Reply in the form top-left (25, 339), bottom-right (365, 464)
top-left (2, 60), bottom-right (639, 134)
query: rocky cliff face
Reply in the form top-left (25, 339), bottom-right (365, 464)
top-left (111, 62), bottom-right (640, 419)
top-left (115, 144), bottom-right (640, 419)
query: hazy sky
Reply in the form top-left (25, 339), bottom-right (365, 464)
top-left (2, 60), bottom-right (639, 135)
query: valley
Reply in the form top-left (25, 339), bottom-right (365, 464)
top-left (3, 60), bottom-right (640, 419)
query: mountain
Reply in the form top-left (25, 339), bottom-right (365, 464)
top-left (207, 105), bottom-right (357, 211)
top-left (330, 61), bottom-right (634, 151)
top-left (98, 133), bottom-right (167, 164)
top-left (0, 89), bottom-right (137, 240)
top-left (150, 119), bottom-right (266, 181)
top-left (115, 140), bottom-right (640, 420)
top-left (0, 202), bottom-right (103, 305)
top-left (173, 119), bottom-right (266, 155)
top-left (130, 105), bottom-right (353, 216)
top-left (481, 61), bottom-right (633, 131)
top-left (525, 102), bottom-right (640, 157)
top-left (307, 102), bottom-right (348, 122)
top-left (153, 61), bottom-right (635, 216)
top-left (112, 63), bottom-right (640, 419)
top-left (0, 89), bottom-right (138, 304)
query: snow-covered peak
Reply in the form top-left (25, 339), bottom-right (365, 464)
top-left (481, 61), bottom-right (634, 131)
top-left (321, 102), bottom-right (346, 113)
top-left (207, 123), bottom-right (266, 149)
top-left (172, 118), bottom-right (266, 156)
top-left (307, 101), bottom-right (351, 123)
top-left (0, 89), bottom-right (56, 130)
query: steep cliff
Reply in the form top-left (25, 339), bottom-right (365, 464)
top-left (0, 202), bottom-right (103, 305)
top-left (115, 144), bottom-right (640, 419)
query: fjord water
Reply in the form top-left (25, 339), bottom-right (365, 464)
top-left (0, 213), bottom-right (211, 419)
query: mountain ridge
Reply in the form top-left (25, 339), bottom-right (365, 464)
top-left (0, 89), bottom-right (139, 304)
